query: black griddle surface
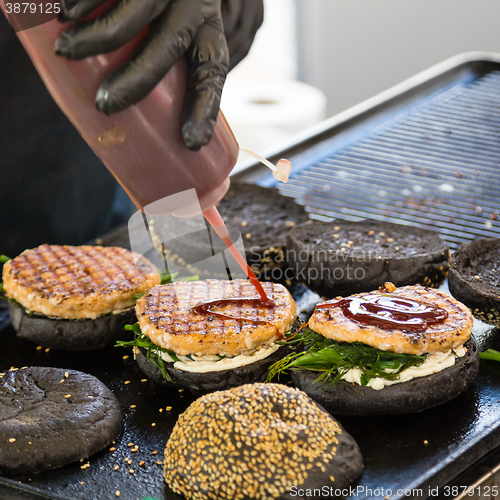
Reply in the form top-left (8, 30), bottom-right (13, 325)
top-left (0, 286), bottom-right (500, 500)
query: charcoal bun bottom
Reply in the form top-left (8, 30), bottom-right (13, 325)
top-left (8, 300), bottom-right (135, 351)
top-left (290, 339), bottom-right (479, 416)
top-left (0, 367), bottom-right (122, 476)
top-left (136, 345), bottom-right (288, 397)
top-left (448, 237), bottom-right (500, 326)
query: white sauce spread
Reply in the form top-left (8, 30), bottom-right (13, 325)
top-left (159, 344), bottom-right (280, 373)
top-left (341, 346), bottom-right (467, 390)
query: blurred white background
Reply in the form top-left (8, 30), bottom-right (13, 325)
top-left (222, 0), bottom-right (500, 161)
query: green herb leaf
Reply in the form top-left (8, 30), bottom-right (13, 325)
top-left (0, 282), bottom-right (4, 294)
top-left (0, 255), bottom-right (11, 263)
top-left (479, 348), bottom-right (500, 362)
top-left (267, 326), bottom-right (427, 386)
top-left (117, 323), bottom-right (180, 382)
top-left (160, 272), bottom-right (177, 284)
top-left (159, 272), bottom-right (199, 285)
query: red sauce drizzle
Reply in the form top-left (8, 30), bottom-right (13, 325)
top-left (192, 297), bottom-right (282, 338)
top-left (192, 297), bottom-right (274, 323)
top-left (315, 294), bottom-right (448, 332)
top-left (203, 206), bottom-right (274, 306)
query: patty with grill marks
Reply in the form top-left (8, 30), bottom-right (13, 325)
top-left (136, 280), bottom-right (297, 357)
top-left (3, 245), bottom-right (160, 320)
top-left (309, 283), bottom-right (473, 355)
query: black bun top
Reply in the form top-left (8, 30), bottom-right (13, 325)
top-left (449, 237), bottom-right (500, 325)
top-left (164, 383), bottom-right (363, 499)
top-left (0, 366), bottom-right (122, 475)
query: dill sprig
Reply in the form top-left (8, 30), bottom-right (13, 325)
top-left (268, 326), bottom-right (427, 386)
top-left (115, 323), bottom-right (179, 383)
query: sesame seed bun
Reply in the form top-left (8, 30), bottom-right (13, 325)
top-left (164, 383), bottom-right (363, 499)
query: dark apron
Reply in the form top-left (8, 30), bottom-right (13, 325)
top-left (0, 14), bottom-right (132, 258)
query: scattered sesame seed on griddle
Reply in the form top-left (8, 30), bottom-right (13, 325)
top-left (164, 383), bottom-right (342, 500)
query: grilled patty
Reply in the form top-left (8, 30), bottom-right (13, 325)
top-left (3, 245), bottom-right (160, 320)
top-left (136, 280), bottom-right (297, 357)
top-left (309, 283), bottom-right (473, 355)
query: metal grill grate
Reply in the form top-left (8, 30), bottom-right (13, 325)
top-left (279, 71), bottom-right (500, 250)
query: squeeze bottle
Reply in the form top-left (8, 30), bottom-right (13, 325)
top-left (2, 3), bottom-right (239, 215)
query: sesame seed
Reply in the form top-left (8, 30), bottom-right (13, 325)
top-left (245, 233), bottom-right (251, 239)
top-left (332, 234), bottom-right (339, 239)
top-left (114, 465), bottom-right (119, 471)
top-left (36, 346), bottom-right (43, 351)
top-left (45, 348), bottom-right (50, 353)
top-left (240, 221), bottom-right (248, 227)
top-left (64, 372), bottom-right (69, 378)
top-left (129, 469), bottom-right (134, 474)
top-left (9, 438), bottom-right (16, 443)
top-left (159, 408), bottom-right (163, 413)
top-left (109, 447), bottom-right (116, 451)
top-left (124, 381), bottom-right (131, 385)
top-left (123, 355), bottom-right (129, 360)
top-left (386, 238), bottom-right (394, 242)
top-left (130, 405), bottom-right (136, 409)
top-left (151, 423), bottom-right (156, 427)
top-left (87, 396), bottom-right (94, 399)
top-left (166, 406), bottom-right (172, 411)
top-left (141, 379), bottom-right (147, 383)
top-left (139, 461), bottom-right (145, 467)
top-left (152, 451), bottom-right (158, 455)
top-left (368, 230), bottom-right (375, 235)
top-left (128, 443), bottom-right (134, 447)
top-left (116, 491), bottom-right (120, 497)
top-left (64, 395), bottom-right (71, 399)
top-left (157, 461), bottom-right (162, 465)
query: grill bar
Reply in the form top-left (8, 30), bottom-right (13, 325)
top-left (278, 67), bottom-right (500, 249)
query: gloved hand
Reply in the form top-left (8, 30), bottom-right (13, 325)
top-left (55, 0), bottom-right (263, 151)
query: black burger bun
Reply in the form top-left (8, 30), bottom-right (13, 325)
top-left (135, 344), bottom-right (289, 397)
top-left (0, 367), bottom-right (122, 475)
top-left (448, 237), bottom-right (500, 326)
top-left (291, 339), bottom-right (479, 416)
top-left (164, 383), bottom-right (363, 499)
top-left (286, 220), bottom-right (450, 296)
top-left (8, 300), bottom-right (135, 351)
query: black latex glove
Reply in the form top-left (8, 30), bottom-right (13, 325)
top-left (55, 0), bottom-right (263, 151)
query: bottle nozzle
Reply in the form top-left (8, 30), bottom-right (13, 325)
top-left (239, 148), bottom-right (291, 183)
